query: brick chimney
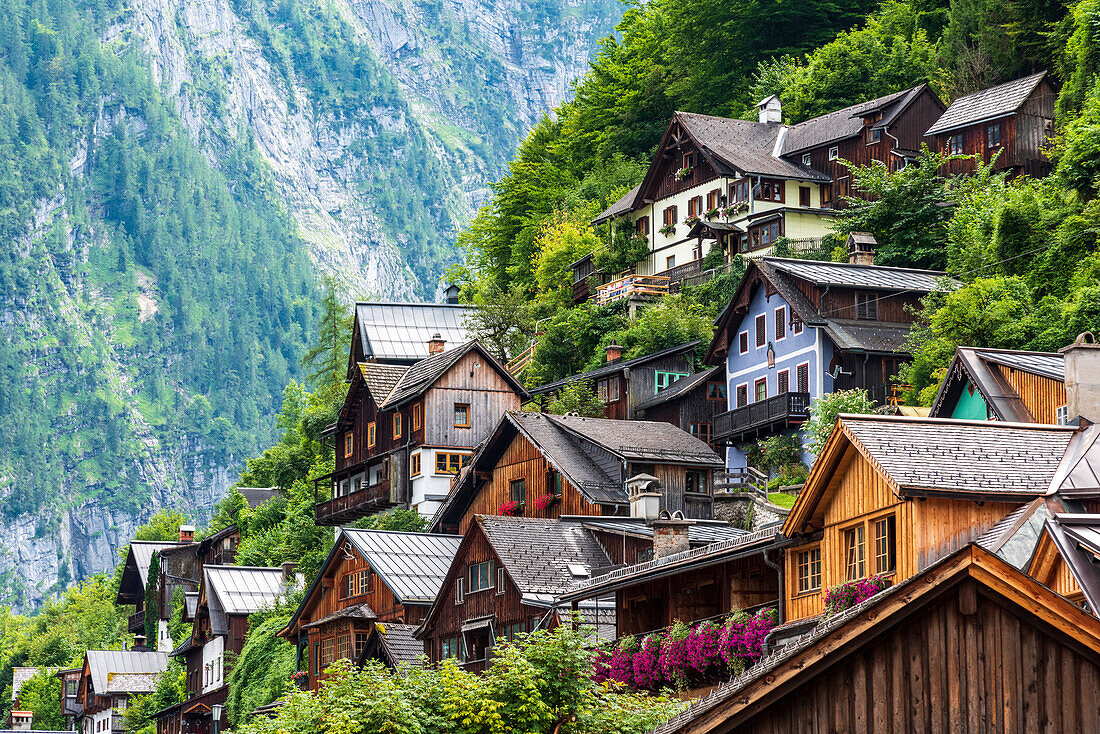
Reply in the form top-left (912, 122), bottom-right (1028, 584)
top-left (650, 511), bottom-right (695, 559)
top-left (1060, 332), bottom-right (1100, 425)
top-left (605, 344), bottom-right (623, 364)
top-left (282, 561), bottom-right (297, 584)
top-left (428, 333), bottom-right (446, 355)
top-left (847, 232), bottom-right (877, 266)
top-left (179, 525), bottom-right (195, 543)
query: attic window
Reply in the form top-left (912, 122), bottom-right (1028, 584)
top-left (828, 146), bottom-right (839, 161)
top-left (855, 292), bottom-right (878, 320)
top-left (868, 127), bottom-right (882, 143)
top-left (683, 152), bottom-right (695, 169)
top-left (1057, 404), bottom-right (1069, 425)
top-left (802, 153), bottom-right (811, 166)
top-left (568, 564), bottom-right (590, 578)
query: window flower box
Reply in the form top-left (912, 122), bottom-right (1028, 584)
top-left (704, 207), bottom-right (720, 221)
top-left (497, 500), bottom-right (523, 516)
top-left (674, 166), bottom-right (693, 181)
top-left (722, 202), bottom-right (748, 218)
top-left (684, 214), bottom-right (702, 227)
top-left (659, 223), bottom-right (676, 236)
top-left (532, 493), bottom-right (559, 511)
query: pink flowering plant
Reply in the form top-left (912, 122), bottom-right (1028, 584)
top-left (532, 493), bottom-right (559, 511)
top-left (606, 635), bottom-right (637, 685)
top-left (823, 575), bottom-right (891, 616)
top-left (632, 634), bottom-right (663, 688)
top-left (685, 620), bottom-right (722, 677)
top-left (496, 500), bottom-right (522, 516)
top-left (658, 621), bottom-right (691, 687)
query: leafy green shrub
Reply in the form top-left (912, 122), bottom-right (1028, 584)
top-left (803, 389), bottom-right (875, 458)
top-left (546, 382), bottom-right (606, 417)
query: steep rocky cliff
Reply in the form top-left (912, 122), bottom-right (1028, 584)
top-left (0, 0), bottom-right (620, 612)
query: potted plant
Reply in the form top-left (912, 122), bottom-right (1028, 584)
top-left (532, 493), bottom-right (559, 511)
top-left (722, 202), bottom-right (748, 218)
top-left (659, 223), bottom-right (676, 236)
top-left (290, 670), bottom-right (308, 689)
top-left (704, 207), bottom-right (720, 221)
top-left (674, 166), bottom-right (693, 181)
top-left (497, 500), bottom-right (523, 516)
top-left (684, 214), bottom-right (702, 227)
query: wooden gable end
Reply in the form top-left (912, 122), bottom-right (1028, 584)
top-left (993, 364), bottom-right (1066, 424)
top-left (422, 348), bottom-right (523, 449)
top-left (303, 538), bottom-right (408, 626)
top-left (457, 428), bottom-right (606, 535)
top-left (1028, 531), bottom-right (1085, 606)
top-left (639, 117), bottom-right (723, 204)
top-left (334, 369), bottom-right (378, 471)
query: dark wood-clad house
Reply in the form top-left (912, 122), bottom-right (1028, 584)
top-left (116, 540), bottom-right (187, 642)
top-left (431, 411), bottom-right (725, 534)
top-left (315, 339), bottom-right (525, 524)
top-left (648, 544), bottom-right (1100, 734)
top-left (925, 71), bottom-right (1056, 178)
top-left (527, 342), bottom-right (699, 421)
top-left (279, 528), bottom-right (460, 688)
top-left (156, 566), bottom-right (298, 734)
top-left (780, 415), bottom-right (1075, 624)
top-left (705, 254), bottom-right (953, 467)
top-left (929, 346), bottom-right (1066, 423)
top-left (75, 651), bottom-right (167, 734)
top-left (632, 365), bottom-right (727, 445)
top-left (416, 515), bottom-right (614, 672)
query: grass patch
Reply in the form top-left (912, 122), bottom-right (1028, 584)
top-left (767, 492), bottom-right (797, 509)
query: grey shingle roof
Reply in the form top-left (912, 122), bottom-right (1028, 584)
top-left (302, 602), bottom-right (377, 629)
top-left (477, 516), bottom-right (613, 597)
top-left (204, 566), bottom-right (297, 635)
top-left (236, 487), bottom-right (281, 509)
top-left (676, 113), bottom-right (829, 182)
top-left (379, 341), bottom-right (474, 408)
top-left (358, 362), bottom-right (409, 403)
top-left (12, 668), bottom-right (56, 702)
top-left (550, 414), bottom-right (724, 467)
top-left (976, 499), bottom-right (1050, 569)
top-left (85, 651), bottom-right (168, 694)
top-left (925, 72), bottom-right (1048, 136)
top-left (822, 319), bottom-right (914, 353)
top-left (634, 366), bottom-right (722, 412)
top-left (355, 303), bottom-right (473, 363)
top-left (767, 257), bottom-right (950, 292)
top-left (841, 415), bottom-right (1075, 498)
top-left (506, 412), bottom-right (622, 503)
top-left (343, 528), bottom-right (462, 604)
top-left (592, 184), bottom-right (642, 225)
top-left (783, 85), bottom-right (925, 154)
top-left (528, 341), bottom-right (698, 396)
top-left (372, 623), bottom-right (424, 667)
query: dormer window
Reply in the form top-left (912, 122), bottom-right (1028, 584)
top-left (868, 127), bottom-right (882, 143)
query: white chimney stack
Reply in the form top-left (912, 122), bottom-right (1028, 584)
top-left (1060, 332), bottom-right (1100, 425)
top-left (757, 95), bottom-right (782, 125)
top-left (627, 473), bottom-right (661, 520)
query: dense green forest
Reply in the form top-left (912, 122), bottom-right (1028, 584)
top-left (455, 0), bottom-right (1100, 401)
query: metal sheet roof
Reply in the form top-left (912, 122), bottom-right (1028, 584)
top-left (85, 651), bottom-right (168, 694)
top-left (975, 349), bottom-right (1064, 381)
top-left (355, 303), bottom-right (473, 363)
top-left (1052, 425), bottom-right (1100, 495)
top-left (343, 529), bottom-right (462, 603)
top-left (766, 257), bottom-right (950, 292)
top-left (204, 566), bottom-right (297, 634)
top-left (128, 541), bottom-right (186, 589)
top-left (925, 72), bottom-right (1048, 136)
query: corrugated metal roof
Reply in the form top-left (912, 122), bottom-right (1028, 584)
top-left (766, 257), bottom-right (949, 292)
top-left (842, 416), bottom-right (1074, 498)
top-left (976, 350), bottom-right (1064, 381)
top-left (129, 541), bottom-right (186, 589)
top-left (85, 651), bottom-right (168, 693)
top-left (925, 72), bottom-right (1048, 136)
top-left (355, 303), bottom-right (473, 363)
top-left (343, 529), bottom-right (462, 603)
top-left (204, 566), bottom-right (298, 635)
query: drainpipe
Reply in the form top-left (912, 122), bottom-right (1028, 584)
top-left (762, 545), bottom-right (783, 655)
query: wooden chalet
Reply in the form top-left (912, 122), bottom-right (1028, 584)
top-left (559, 526), bottom-right (779, 639)
top-left (929, 346), bottom-right (1065, 423)
top-left (430, 411), bottom-right (725, 534)
top-left (780, 414), bottom-right (1076, 624)
top-left (925, 71), bottom-right (1056, 178)
top-left (416, 515), bottom-right (615, 672)
top-left (630, 365), bottom-right (726, 445)
top-left (156, 566), bottom-right (299, 734)
top-left (116, 540), bottom-right (187, 640)
top-left (527, 341), bottom-right (699, 421)
top-left (279, 528), bottom-right (460, 688)
top-left (315, 339), bottom-right (525, 524)
top-left (649, 544), bottom-right (1100, 734)
top-left (349, 302), bottom-right (473, 365)
top-left (705, 254), bottom-right (952, 467)
top-left (586, 85), bottom-right (944, 289)
top-left (56, 667), bottom-right (83, 727)
top-left (75, 650), bottom-right (167, 734)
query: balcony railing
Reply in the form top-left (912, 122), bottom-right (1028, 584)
top-left (128, 609), bottom-right (145, 634)
top-left (713, 392), bottom-right (811, 443)
top-left (594, 275), bottom-right (669, 305)
top-left (314, 480), bottom-right (393, 526)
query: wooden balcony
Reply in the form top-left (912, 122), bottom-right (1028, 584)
top-left (314, 480), bottom-right (395, 526)
top-left (128, 609), bottom-right (145, 634)
top-left (713, 392), bottom-right (811, 444)
top-left (594, 275), bottom-right (669, 306)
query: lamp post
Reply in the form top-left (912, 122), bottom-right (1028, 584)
top-left (210, 705), bottom-right (223, 734)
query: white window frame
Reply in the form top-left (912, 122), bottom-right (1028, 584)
top-left (455, 578), bottom-right (465, 605)
top-left (802, 153), bottom-right (811, 166)
top-left (828, 146), bottom-right (839, 161)
top-left (774, 306), bottom-right (787, 341)
top-left (496, 567), bottom-right (506, 595)
top-left (738, 330), bottom-right (749, 355)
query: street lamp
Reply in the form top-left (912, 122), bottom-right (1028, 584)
top-left (210, 705), bottom-right (223, 734)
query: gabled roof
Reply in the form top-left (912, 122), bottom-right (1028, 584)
top-left (357, 362), bottom-right (408, 403)
top-left (568, 515), bottom-right (747, 546)
top-left (477, 515), bottom-right (613, 600)
top-left (117, 541), bottom-right (187, 602)
top-left (785, 415), bottom-right (1076, 535)
top-left (550, 413), bottom-right (723, 466)
top-left (674, 113), bottom-right (830, 183)
top-left (705, 258), bottom-right (954, 364)
top-left (929, 346), bottom-right (1065, 422)
top-left (634, 366), bottom-right (722, 412)
top-left (782, 84), bottom-right (932, 154)
top-left (527, 341), bottom-right (698, 396)
top-left (84, 651), bottom-right (168, 694)
top-left (1048, 425), bottom-right (1100, 497)
top-left (353, 302), bottom-right (473, 364)
top-left (360, 622), bottom-right (424, 668)
top-left (342, 529), bottom-right (462, 603)
top-left (1036, 512), bottom-right (1100, 611)
top-left (236, 487), bottom-right (281, 508)
top-left (592, 184), bottom-right (642, 225)
top-left (648, 543), bottom-right (1100, 734)
top-left (925, 71), bottom-right (1049, 136)
top-left (379, 341), bottom-right (524, 409)
top-left (203, 565), bottom-right (296, 636)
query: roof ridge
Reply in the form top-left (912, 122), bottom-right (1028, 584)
top-left (838, 413), bottom-right (1078, 431)
top-left (342, 527), bottom-right (462, 539)
top-left (763, 256), bottom-right (950, 276)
